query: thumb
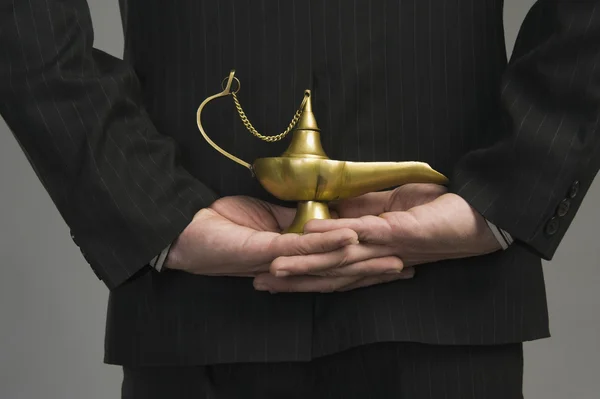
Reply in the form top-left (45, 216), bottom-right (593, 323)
top-left (270, 228), bottom-right (359, 258)
top-left (386, 183), bottom-right (448, 211)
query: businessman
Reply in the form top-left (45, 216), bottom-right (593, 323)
top-left (2, 0), bottom-right (599, 398)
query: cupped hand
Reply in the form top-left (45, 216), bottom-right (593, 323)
top-left (164, 196), bottom-right (358, 277)
top-left (254, 184), bottom-right (501, 293)
top-left (263, 184), bottom-right (449, 276)
top-left (331, 183), bottom-right (449, 218)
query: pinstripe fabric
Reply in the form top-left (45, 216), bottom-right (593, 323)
top-left (450, 0), bottom-right (600, 259)
top-left (1, 0), bottom-right (599, 367)
top-left (121, 342), bottom-right (524, 399)
top-left (0, 0), bottom-right (219, 289)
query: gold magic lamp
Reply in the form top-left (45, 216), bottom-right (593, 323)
top-left (196, 70), bottom-right (448, 234)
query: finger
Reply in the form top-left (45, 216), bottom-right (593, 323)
top-left (330, 191), bottom-right (391, 218)
top-left (386, 184), bottom-right (448, 212)
top-left (337, 268), bottom-right (416, 291)
top-left (270, 244), bottom-right (398, 276)
top-left (311, 256), bottom-right (404, 277)
top-left (253, 274), bottom-right (361, 293)
top-left (270, 228), bottom-right (359, 258)
top-left (303, 215), bottom-right (391, 243)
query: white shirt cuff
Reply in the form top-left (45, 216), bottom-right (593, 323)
top-left (149, 244), bottom-right (172, 272)
top-left (485, 219), bottom-right (514, 250)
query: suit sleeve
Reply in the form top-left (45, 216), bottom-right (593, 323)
top-left (449, 0), bottom-right (600, 260)
top-left (0, 0), bottom-right (219, 289)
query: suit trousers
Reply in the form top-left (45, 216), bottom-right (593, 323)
top-left (121, 342), bottom-right (524, 399)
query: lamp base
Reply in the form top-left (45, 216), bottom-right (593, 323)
top-left (283, 201), bottom-right (332, 234)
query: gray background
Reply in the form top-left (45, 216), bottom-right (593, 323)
top-left (1, 1), bottom-right (599, 398)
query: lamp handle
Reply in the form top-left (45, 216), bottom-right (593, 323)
top-left (196, 70), bottom-right (253, 170)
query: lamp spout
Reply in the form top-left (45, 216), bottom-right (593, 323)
top-left (332, 161), bottom-right (449, 200)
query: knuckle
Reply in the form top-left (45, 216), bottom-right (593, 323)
top-left (336, 246), bottom-right (355, 268)
top-left (321, 269), bottom-right (342, 277)
top-left (289, 236), bottom-right (311, 256)
top-left (301, 233), bottom-right (334, 254)
top-left (362, 216), bottom-right (390, 240)
top-left (316, 236), bottom-right (331, 252)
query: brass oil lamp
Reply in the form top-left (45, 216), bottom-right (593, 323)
top-left (197, 70), bottom-right (448, 234)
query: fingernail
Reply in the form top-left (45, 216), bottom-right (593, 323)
top-left (275, 270), bottom-right (290, 277)
top-left (384, 269), bottom-right (404, 274)
top-left (254, 283), bottom-right (269, 291)
top-left (347, 237), bottom-right (359, 245)
top-left (400, 271), bottom-right (416, 279)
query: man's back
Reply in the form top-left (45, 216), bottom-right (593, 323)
top-left (101, 0), bottom-right (549, 366)
top-left (6, 0), bottom-right (600, 396)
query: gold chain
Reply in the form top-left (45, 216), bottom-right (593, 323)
top-left (231, 91), bottom-right (308, 143)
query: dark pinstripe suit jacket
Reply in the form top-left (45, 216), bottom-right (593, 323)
top-left (2, 0), bottom-right (599, 366)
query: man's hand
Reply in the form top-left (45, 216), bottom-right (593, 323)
top-left (253, 269), bottom-right (416, 293)
top-left (164, 196), bottom-right (359, 277)
top-left (253, 184), bottom-right (501, 292)
top-left (331, 182), bottom-right (449, 219)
